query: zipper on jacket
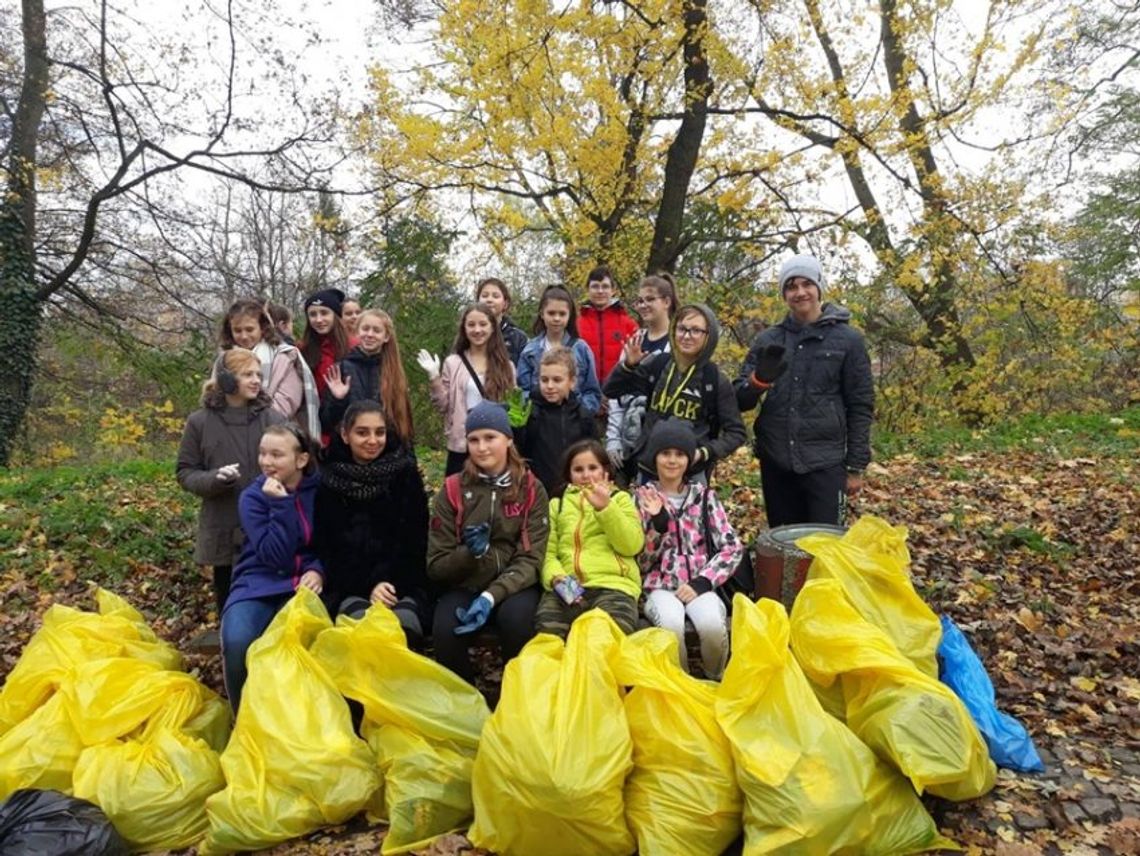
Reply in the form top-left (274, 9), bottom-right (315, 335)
top-left (572, 492), bottom-right (586, 582)
top-left (293, 493), bottom-right (311, 582)
top-left (490, 488), bottom-right (502, 574)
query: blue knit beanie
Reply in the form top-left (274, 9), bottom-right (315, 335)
top-left (465, 401), bottom-right (512, 437)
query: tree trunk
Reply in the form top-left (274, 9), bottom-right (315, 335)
top-left (0, 0), bottom-right (49, 466)
top-left (647, 0), bottom-right (710, 274)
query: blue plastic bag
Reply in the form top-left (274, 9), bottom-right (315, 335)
top-left (937, 615), bottom-right (1045, 773)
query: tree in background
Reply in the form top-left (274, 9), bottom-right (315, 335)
top-left (361, 0), bottom-right (1140, 427)
top-left (0, 0), bottom-right (354, 465)
top-left (359, 214), bottom-right (463, 445)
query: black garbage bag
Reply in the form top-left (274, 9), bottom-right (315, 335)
top-left (0, 789), bottom-right (129, 856)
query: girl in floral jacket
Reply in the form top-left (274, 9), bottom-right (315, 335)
top-left (633, 420), bottom-right (743, 679)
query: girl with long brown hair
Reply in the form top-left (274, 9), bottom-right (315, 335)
top-left (218, 298), bottom-right (320, 440)
top-left (418, 303), bottom-right (516, 475)
top-left (516, 285), bottom-right (603, 415)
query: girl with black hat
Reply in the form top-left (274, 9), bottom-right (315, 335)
top-left (633, 420), bottom-right (744, 680)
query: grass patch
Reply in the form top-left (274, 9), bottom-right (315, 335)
top-left (874, 405), bottom-right (1140, 460)
top-left (0, 460), bottom-right (196, 587)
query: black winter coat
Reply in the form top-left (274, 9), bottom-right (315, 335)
top-left (513, 394), bottom-right (596, 495)
top-left (734, 303), bottom-right (874, 474)
top-left (314, 442), bottom-right (432, 620)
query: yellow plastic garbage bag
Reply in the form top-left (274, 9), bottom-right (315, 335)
top-left (201, 588), bottom-right (380, 855)
top-left (0, 692), bottom-right (84, 800)
top-left (147, 687), bottom-right (232, 753)
top-left (715, 595), bottom-right (953, 855)
top-left (790, 580), bottom-right (995, 801)
top-left (800, 516), bottom-right (941, 678)
top-left (469, 610), bottom-right (635, 856)
top-left (311, 604), bottom-right (489, 752)
top-left (73, 726), bottom-right (225, 851)
top-left (310, 605), bottom-right (489, 854)
top-left (62, 657), bottom-right (221, 746)
top-left (0, 589), bottom-right (181, 734)
top-left (615, 628), bottom-right (742, 856)
top-left (362, 722), bottom-right (479, 855)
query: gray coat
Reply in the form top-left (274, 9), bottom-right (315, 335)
top-left (176, 399), bottom-right (284, 566)
top-left (735, 303), bottom-right (873, 474)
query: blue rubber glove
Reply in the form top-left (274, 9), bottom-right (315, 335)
top-left (454, 593), bottom-right (494, 635)
top-left (462, 522), bottom-right (491, 558)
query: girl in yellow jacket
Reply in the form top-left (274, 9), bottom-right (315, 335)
top-left (535, 439), bottom-right (645, 637)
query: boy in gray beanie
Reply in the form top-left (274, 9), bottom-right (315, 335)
top-left (734, 252), bottom-right (874, 527)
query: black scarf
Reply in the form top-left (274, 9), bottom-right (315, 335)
top-left (321, 445), bottom-right (416, 501)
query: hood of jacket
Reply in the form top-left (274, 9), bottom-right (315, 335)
top-left (581, 299), bottom-right (629, 314)
top-left (344, 346), bottom-right (381, 367)
top-left (779, 301), bottom-right (852, 333)
top-left (670, 302), bottom-right (720, 366)
top-left (203, 389), bottom-right (273, 413)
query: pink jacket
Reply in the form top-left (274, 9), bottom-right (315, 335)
top-left (429, 354), bottom-right (516, 452)
top-left (635, 482), bottom-right (744, 594)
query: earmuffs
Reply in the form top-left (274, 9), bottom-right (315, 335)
top-left (214, 354), bottom-right (238, 395)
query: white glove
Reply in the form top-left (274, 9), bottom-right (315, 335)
top-left (216, 463), bottom-right (241, 483)
top-left (416, 349), bottom-right (441, 380)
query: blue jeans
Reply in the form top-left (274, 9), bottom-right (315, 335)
top-left (221, 594), bottom-right (290, 713)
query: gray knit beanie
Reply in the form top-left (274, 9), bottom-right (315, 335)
top-left (778, 254), bottom-right (825, 294)
top-left (465, 401), bottom-right (512, 437)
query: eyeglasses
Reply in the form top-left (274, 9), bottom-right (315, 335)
top-left (587, 281), bottom-right (612, 290)
top-left (676, 325), bottom-right (708, 339)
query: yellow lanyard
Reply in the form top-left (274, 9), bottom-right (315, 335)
top-left (652, 362), bottom-right (696, 414)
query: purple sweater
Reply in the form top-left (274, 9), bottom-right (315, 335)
top-left (225, 472), bottom-right (323, 609)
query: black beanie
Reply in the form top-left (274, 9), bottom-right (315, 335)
top-left (303, 288), bottom-right (346, 317)
top-left (644, 420), bottom-right (697, 470)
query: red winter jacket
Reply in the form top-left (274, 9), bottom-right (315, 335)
top-left (580, 301), bottom-right (639, 384)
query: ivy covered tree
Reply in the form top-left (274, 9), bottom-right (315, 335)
top-left (0, 0), bottom-right (351, 464)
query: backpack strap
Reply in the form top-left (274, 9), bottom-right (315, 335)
top-left (445, 473), bottom-right (464, 541)
top-left (519, 471), bottom-right (537, 552)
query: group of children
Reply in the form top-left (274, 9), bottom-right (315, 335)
top-left (177, 269), bottom-right (751, 710)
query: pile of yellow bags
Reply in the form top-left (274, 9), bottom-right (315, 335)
top-left (0, 589), bottom-right (229, 851)
top-left (799, 516), bottom-right (943, 677)
top-left (791, 579), bottom-right (996, 800)
top-left (310, 603), bottom-right (490, 855)
top-left (201, 588), bottom-right (380, 854)
top-left (716, 595), bottom-right (954, 854)
top-left (0, 513), bottom-right (991, 854)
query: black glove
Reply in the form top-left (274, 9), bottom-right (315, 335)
top-left (754, 344), bottom-right (788, 384)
